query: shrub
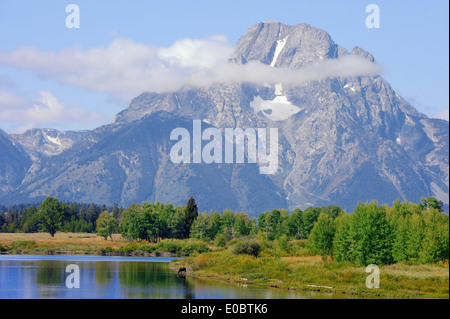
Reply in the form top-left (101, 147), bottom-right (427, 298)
top-left (214, 233), bottom-right (228, 247)
top-left (247, 239), bottom-right (262, 257)
top-left (138, 244), bottom-right (156, 253)
top-left (11, 241), bottom-right (36, 251)
top-left (278, 234), bottom-right (290, 253)
top-left (156, 241), bottom-right (180, 253)
top-left (231, 239), bottom-right (262, 257)
top-left (152, 239), bottom-right (210, 254)
top-left (118, 242), bottom-right (139, 253)
top-left (102, 246), bottom-right (115, 253)
top-left (181, 241), bottom-right (209, 254)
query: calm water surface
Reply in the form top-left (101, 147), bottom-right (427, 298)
top-left (0, 255), bottom-right (359, 299)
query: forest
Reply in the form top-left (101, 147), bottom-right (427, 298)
top-left (0, 196), bottom-right (448, 265)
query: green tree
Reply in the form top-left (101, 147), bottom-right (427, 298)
top-left (214, 233), bottom-right (228, 247)
top-left (302, 207), bottom-right (321, 238)
top-left (190, 212), bottom-right (211, 240)
top-left (233, 212), bottom-right (252, 237)
top-left (68, 203), bottom-right (79, 221)
top-left (0, 213), bottom-right (5, 232)
top-left (184, 197), bottom-right (198, 238)
top-left (37, 197), bottom-right (68, 237)
top-left (140, 202), bottom-right (159, 242)
top-left (420, 197), bottom-right (444, 213)
top-left (167, 206), bottom-right (186, 239)
top-left (333, 213), bottom-right (353, 262)
top-left (287, 208), bottom-right (304, 239)
top-left (96, 211), bottom-right (117, 241)
top-left (349, 202), bottom-right (393, 265)
top-left (322, 205), bottom-right (344, 219)
top-left (406, 213), bottom-right (425, 262)
top-left (87, 203), bottom-right (100, 227)
top-left (278, 234), bottom-right (290, 254)
top-left (264, 209), bottom-right (288, 240)
top-left (419, 208), bottom-right (449, 263)
top-left (79, 204), bottom-right (88, 222)
top-left (308, 213), bottom-right (336, 261)
top-left (111, 203), bottom-right (120, 220)
top-left (257, 211), bottom-right (268, 233)
top-left (20, 206), bottom-right (39, 233)
top-left (119, 203), bottom-right (143, 241)
top-left (209, 211), bottom-right (223, 239)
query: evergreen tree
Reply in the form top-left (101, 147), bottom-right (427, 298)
top-left (111, 203), bottom-right (120, 220)
top-left (87, 203), bottom-right (100, 225)
top-left (79, 204), bottom-right (88, 222)
top-left (69, 203), bottom-right (79, 221)
top-left (184, 197), bottom-right (198, 238)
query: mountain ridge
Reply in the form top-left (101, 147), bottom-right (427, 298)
top-left (0, 21), bottom-right (448, 214)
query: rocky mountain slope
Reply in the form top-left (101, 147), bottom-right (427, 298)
top-left (3, 112), bottom-right (286, 214)
top-left (10, 128), bottom-right (88, 161)
top-left (0, 22), bottom-right (448, 214)
top-left (0, 129), bottom-right (32, 197)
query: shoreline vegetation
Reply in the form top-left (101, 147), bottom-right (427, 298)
top-left (0, 232), bottom-right (448, 299)
top-left (0, 196), bottom-right (449, 299)
top-left (0, 233), bottom-right (206, 257)
top-left (169, 251), bottom-right (449, 299)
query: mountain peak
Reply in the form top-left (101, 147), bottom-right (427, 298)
top-left (351, 46), bottom-right (375, 62)
top-left (0, 22), bottom-right (447, 213)
top-left (234, 22), bottom-right (338, 68)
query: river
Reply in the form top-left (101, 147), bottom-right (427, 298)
top-left (0, 255), bottom-right (361, 299)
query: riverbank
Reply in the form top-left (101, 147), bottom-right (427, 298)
top-left (0, 232), bottom-right (206, 257)
top-left (2, 232), bottom-right (448, 299)
top-left (170, 249), bottom-right (449, 299)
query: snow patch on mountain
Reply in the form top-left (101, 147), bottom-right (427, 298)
top-left (270, 36), bottom-right (288, 67)
top-left (250, 83), bottom-right (301, 121)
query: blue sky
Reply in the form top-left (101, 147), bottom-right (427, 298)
top-left (0, 0), bottom-right (448, 132)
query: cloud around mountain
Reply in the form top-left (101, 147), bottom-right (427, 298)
top-left (0, 36), bottom-right (382, 102)
top-left (0, 90), bottom-right (104, 133)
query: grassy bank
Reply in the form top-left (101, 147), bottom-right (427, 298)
top-left (1, 232), bottom-right (448, 299)
top-left (0, 232), bottom-right (209, 256)
top-left (170, 246), bottom-right (449, 299)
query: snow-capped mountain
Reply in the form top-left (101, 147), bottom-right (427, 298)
top-left (0, 22), bottom-right (448, 214)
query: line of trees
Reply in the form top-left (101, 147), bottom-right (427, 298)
top-left (0, 195), bottom-right (448, 264)
top-left (308, 199), bottom-right (449, 264)
top-left (0, 200), bottom-right (123, 234)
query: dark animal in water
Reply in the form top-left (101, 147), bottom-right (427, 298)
top-left (177, 267), bottom-right (187, 278)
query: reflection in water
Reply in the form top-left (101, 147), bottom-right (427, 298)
top-left (117, 261), bottom-right (194, 298)
top-left (94, 261), bottom-right (115, 285)
top-left (0, 255), bottom-right (360, 299)
top-left (35, 261), bottom-right (65, 298)
top-left (0, 256), bottom-right (194, 299)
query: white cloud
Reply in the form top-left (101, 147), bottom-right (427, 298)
top-left (186, 55), bottom-right (382, 88)
top-left (432, 108), bottom-right (449, 121)
top-left (0, 37), bottom-right (382, 102)
top-left (0, 90), bottom-right (104, 132)
top-left (159, 35), bottom-right (233, 68)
